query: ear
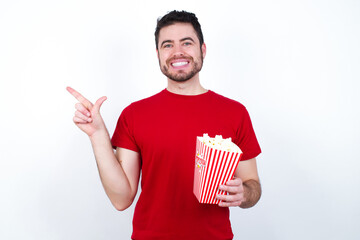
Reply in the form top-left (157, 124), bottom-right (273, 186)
top-left (201, 43), bottom-right (207, 59)
top-left (156, 49), bottom-right (159, 59)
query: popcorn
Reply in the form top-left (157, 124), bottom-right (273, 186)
top-left (199, 134), bottom-right (241, 153)
top-left (193, 134), bottom-right (243, 204)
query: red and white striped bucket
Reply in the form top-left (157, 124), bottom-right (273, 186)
top-left (193, 137), bottom-right (242, 204)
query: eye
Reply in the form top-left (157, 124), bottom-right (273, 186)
top-left (183, 42), bottom-right (192, 46)
top-left (163, 44), bottom-right (172, 48)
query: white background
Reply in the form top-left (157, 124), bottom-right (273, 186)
top-left (1, 0), bottom-right (359, 239)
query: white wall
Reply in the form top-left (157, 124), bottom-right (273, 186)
top-left (1, 0), bottom-right (359, 239)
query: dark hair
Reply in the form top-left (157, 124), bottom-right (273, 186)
top-left (155, 10), bottom-right (204, 50)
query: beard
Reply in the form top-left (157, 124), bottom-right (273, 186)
top-left (159, 53), bottom-right (204, 82)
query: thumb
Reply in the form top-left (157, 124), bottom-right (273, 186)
top-left (93, 96), bottom-right (107, 112)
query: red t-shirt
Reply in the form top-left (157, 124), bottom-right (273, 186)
top-left (111, 89), bottom-right (261, 240)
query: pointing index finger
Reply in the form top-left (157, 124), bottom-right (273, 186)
top-left (66, 86), bottom-right (93, 109)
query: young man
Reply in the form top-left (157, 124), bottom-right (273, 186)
top-left (67, 10), bottom-right (261, 240)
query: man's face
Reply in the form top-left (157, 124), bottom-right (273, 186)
top-left (157, 22), bottom-right (206, 82)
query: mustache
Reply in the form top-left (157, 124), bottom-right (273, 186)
top-left (166, 56), bottom-right (193, 64)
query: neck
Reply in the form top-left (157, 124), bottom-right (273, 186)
top-left (166, 76), bottom-right (207, 96)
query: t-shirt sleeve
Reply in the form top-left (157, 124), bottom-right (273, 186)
top-left (111, 105), bottom-right (140, 153)
top-left (235, 106), bottom-right (261, 161)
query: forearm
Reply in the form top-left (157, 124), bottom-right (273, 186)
top-left (89, 130), bottom-right (134, 210)
top-left (240, 179), bottom-right (261, 209)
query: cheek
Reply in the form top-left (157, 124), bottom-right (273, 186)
top-left (189, 50), bottom-right (201, 59)
top-left (159, 53), bottom-right (169, 63)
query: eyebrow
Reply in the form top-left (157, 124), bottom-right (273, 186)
top-left (180, 37), bottom-right (195, 43)
top-left (160, 37), bottom-right (196, 48)
top-left (160, 40), bottom-right (173, 48)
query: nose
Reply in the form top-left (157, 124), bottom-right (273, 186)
top-left (172, 43), bottom-right (185, 57)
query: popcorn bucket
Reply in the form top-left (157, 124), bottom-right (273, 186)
top-left (193, 136), bottom-right (243, 204)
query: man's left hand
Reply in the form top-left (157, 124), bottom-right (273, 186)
top-left (216, 177), bottom-right (245, 207)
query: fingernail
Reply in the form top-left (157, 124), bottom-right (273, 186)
top-left (87, 112), bottom-right (91, 117)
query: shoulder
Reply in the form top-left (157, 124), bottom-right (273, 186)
top-left (120, 90), bottom-right (167, 120)
top-left (125, 90), bottom-right (166, 110)
top-left (209, 90), bottom-right (247, 112)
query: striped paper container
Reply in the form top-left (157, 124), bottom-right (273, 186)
top-left (193, 136), bottom-right (243, 204)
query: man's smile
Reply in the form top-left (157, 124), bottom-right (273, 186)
top-left (169, 58), bottom-right (191, 69)
top-left (171, 61), bottom-right (189, 67)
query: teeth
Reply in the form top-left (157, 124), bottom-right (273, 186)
top-left (172, 61), bottom-right (188, 67)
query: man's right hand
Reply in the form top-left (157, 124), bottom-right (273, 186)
top-left (67, 87), bottom-right (141, 211)
top-left (66, 87), bottom-right (107, 137)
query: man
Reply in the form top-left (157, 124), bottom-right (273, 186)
top-left (67, 10), bottom-right (261, 240)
